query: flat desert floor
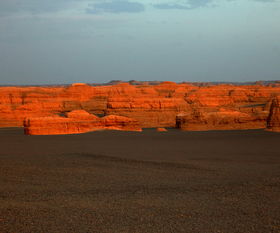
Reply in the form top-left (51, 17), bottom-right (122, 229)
top-left (0, 128), bottom-right (279, 233)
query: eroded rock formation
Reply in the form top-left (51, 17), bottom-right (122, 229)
top-left (157, 128), bottom-right (168, 132)
top-left (24, 110), bottom-right (142, 135)
top-left (0, 82), bottom-right (280, 134)
top-left (176, 108), bottom-right (267, 131)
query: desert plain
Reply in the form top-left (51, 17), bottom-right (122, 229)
top-left (0, 127), bottom-right (279, 233)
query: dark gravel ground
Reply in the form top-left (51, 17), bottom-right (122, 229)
top-left (0, 128), bottom-right (279, 233)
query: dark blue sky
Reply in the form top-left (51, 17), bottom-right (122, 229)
top-left (0, 0), bottom-right (279, 85)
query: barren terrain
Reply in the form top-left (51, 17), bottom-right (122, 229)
top-left (0, 128), bottom-right (279, 233)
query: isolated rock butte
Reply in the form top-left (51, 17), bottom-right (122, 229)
top-left (266, 96), bottom-right (280, 132)
top-left (157, 127), bottom-right (168, 132)
top-left (0, 82), bottom-right (280, 133)
top-left (24, 110), bottom-right (142, 135)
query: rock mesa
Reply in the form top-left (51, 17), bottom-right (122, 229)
top-left (24, 110), bottom-right (142, 135)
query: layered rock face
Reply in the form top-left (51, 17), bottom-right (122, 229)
top-left (266, 96), bottom-right (280, 132)
top-left (1, 82), bottom-right (280, 133)
top-left (0, 86), bottom-right (64, 127)
top-left (176, 108), bottom-right (267, 131)
top-left (105, 82), bottom-right (192, 127)
top-left (24, 110), bottom-right (142, 135)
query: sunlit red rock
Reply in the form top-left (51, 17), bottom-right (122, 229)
top-left (176, 108), bottom-right (267, 131)
top-left (157, 127), bottom-right (168, 132)
top-left (71, 83), bottom-right (88, 86)
top-left (1, 82), bottom-right (280, 131)
top-left (102, 115), bottom-right (142, 131)
top-left (106, 96), bottom-right (191, 127)
top-left (66, 110), bottom-right (99, 120)
top-left (24, 110), bottom-right (141, 135)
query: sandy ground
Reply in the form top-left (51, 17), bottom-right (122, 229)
top-left (0, 128), bottom-right (279, 233)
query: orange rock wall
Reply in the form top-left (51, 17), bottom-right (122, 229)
top-left (24, 110), bottom-right (142, 135)
top-left (176, 108), bottom-right (267, 131)
top-left (1, 82), bottom-right (280, 131)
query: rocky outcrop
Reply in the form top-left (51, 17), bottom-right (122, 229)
top-left (266, 96), bottom-right (280, 132)
top-left (24, 110), bottom-right (142, 135)
top-left (102, 115), bottom-right (142, 131)
top-left (1, 82), bottom-right (280, 132)
top-left (157, 128), bottom-right (168, 132)
top-left (176, 108), bottom-right (267, 131)
top-left (106, 96), bottom-right (190, 128)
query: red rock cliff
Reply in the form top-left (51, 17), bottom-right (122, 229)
top-left (1, 82), bottom-right (280, 132)
top-left (24, 110), bottom-right (142, 135)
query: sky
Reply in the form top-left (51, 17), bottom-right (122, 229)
top-left (0, 0), bottom-right (279, 85)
